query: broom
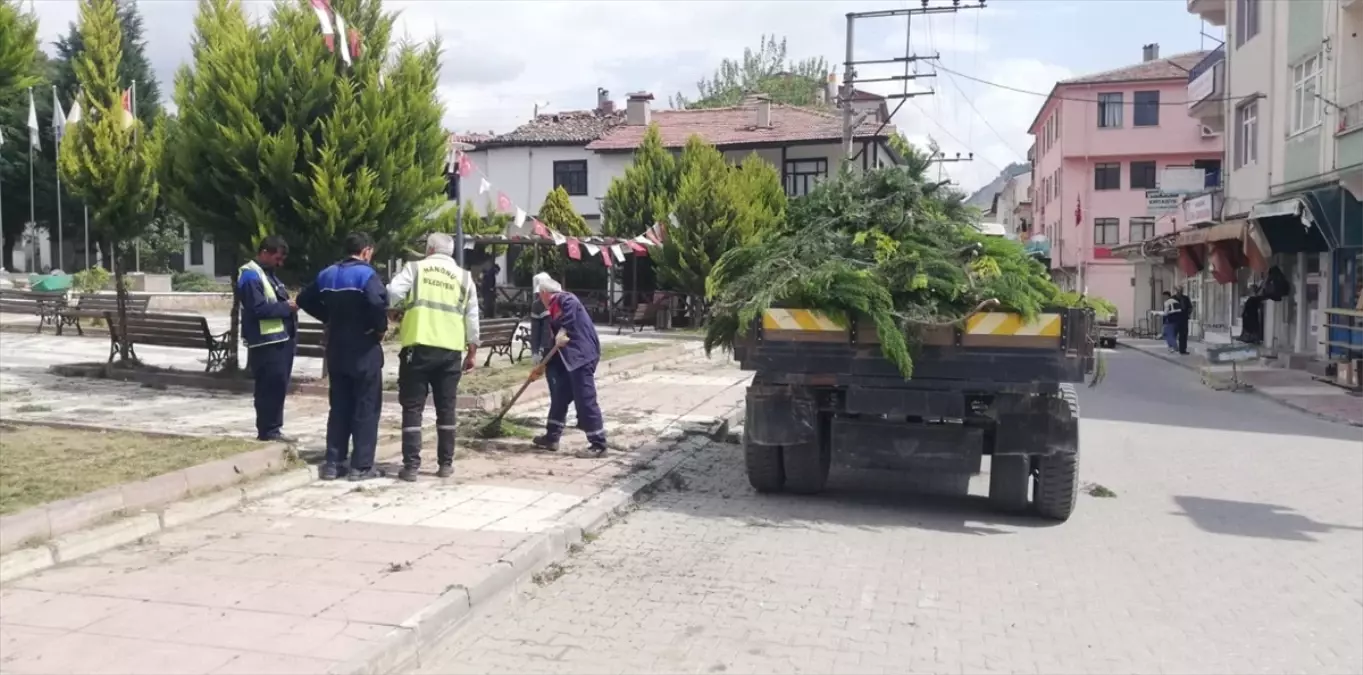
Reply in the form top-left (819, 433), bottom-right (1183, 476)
top-left (477, 330), bottom-right (569, 438)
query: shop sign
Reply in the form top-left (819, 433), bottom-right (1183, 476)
top-left (1183, 194), bottom-right (1216, 225)
top-left (1146, 190), bottom-right (1180, 215)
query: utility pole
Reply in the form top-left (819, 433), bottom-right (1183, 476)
top-left (840, 1), bottom-right (986, 167)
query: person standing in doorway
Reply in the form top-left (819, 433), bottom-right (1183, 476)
top-left (296, 232), bottom-right (389, 482)
top-left (1160, 291), bottom-right (1180, 353)
top-left (1174, 286), bottom-right (1193, 355)
top-left (237, 236), bottom-right (299, 442)
top-left (387, 232), bottom-right (480, 482)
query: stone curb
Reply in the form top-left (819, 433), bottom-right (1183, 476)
top-left (0, 423), bottom-right (293, 557)
top-left (45, 342), bottom-right (705, 412)
top-left (326, 401), bottom-right (743, 675)
top-left (0, 465), bottom-right (317, 583)
top-left (1119, 343), bottom-right (1363, 428)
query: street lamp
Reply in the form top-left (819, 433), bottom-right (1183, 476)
top-left (448, 140), bottom-right (475, 267)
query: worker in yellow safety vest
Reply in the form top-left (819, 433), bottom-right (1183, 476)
top-left (386, 232), bottom-right (481, 482)
top-left (235, 236), bottom-right (299, 442)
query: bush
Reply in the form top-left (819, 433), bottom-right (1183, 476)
top-left (72, 267), bottom-right (111, 294)
top-left (172, 271), bottom-right (224, 292)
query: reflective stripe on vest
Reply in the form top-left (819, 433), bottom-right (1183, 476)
top-left (398, 259), bottom-right (469, 351)
top-left (240, 260), bottom-right (289, 348)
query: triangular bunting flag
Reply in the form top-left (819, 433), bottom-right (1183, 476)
top-left (551, 231), bottom-right (567, 245)
top-left (514, 208), bottom-right (527, 230)
top-left (644, 227), bottom-right (661, 245)
top-left (532, 219), bottom-right (549, 237)
top-left (333, 14), bottom-right (352, 65)
top-left (120, 88), bottom-right (134, 129)
top-left (348, 28), bottom-right (363, 59)
top-left (626, 241), bottom-right (648, 255)
top-left (601, 247), bottom-right (613, 267)
top-left (496, 192), bottom-right (513, 213)
top-left (566, 239), bottom-right (582, 260)
top-left (584, 243), bottom-right (600, 256)
top-left (479, 178), bottom-right (491, 195)
top-left (309, 0), bottom-right (335, 51)
top-left (611, 245), bottom-right (626, 262)
top-left (457, 153), bottom-right (474, 178)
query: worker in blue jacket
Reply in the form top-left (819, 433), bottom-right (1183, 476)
top-left (529, 273), bottom-right (607, 456)
top-left (296, 232), bottom-right (389, 481)
top-left (236, 236), bottom-right (299, 442)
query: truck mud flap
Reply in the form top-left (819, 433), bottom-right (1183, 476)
top-left (845, 387), bottom-right (965, 418)
top-left (831, 418), bottom-right (983, 474)
top-left (745, 384), bottom-right (817, 447)
top-left (992, 391), bottom-right (1079, 457)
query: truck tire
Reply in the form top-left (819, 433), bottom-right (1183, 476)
top-left (743, 427), bottom-right (785, 493)
top-left (987, 454), bottom-right (1031, 512)
top-left (782, 416), bottom-right (831, 495)
top-left (1034, 385), bottom-right (1080, 521)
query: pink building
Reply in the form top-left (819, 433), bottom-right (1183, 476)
top-left (1028, 44), bottom-right (1224, 328)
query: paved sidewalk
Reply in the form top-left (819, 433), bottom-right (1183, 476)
top-left (0, 359), bottom-right (751, 674)
top-left (1122, 339), bottom-right (1363, 426)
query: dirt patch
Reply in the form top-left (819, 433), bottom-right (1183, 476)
top-left (448, 342), bottom-right (667, 396)
top-left (0, 425), bottom-right (262, 515)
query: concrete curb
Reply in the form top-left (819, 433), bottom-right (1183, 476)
top-left (327, 401), bottom-right (744, 675)
top-left (1119, 343), bottom-right (1363, 428)
top-left (0, 466), bottom-right (317, 583)
top-left (45, 342), bottom-right (706, 412)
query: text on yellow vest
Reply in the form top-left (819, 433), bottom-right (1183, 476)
top-left (398, 258), bottom-right (469, 351)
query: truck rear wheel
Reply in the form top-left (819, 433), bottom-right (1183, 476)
top-left (743, 426), bottom-right (785, 493)
top-left (1034, 385), bottom-right (1080, 521)
top-left (987, 454), bottom-right (1031, 512)
top-left (782, 415), bottom-right (831, 495)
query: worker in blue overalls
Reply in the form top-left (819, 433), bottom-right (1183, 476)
top-left (296, 232), bottom-right (390, 481)
top-left (529, 273), bottom-right (607, 456)
top-left (237, 236), bottom-right (299, 442)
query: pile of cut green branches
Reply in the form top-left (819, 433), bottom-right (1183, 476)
top-left (704, 167), bottom-right (1113, 377)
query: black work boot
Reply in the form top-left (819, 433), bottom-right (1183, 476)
top-left (579, 442), bottom-right (608, 458)
top-left (531, 435), bottom-right (559, 452)
top-left (347, 467), bottom-right (386, 482)
top-left (397, 466), bottom-right (420, 482)
top-left (436, 464), bottom-right (454, 479)
top-left (319, 463), bottom-right (339, 481)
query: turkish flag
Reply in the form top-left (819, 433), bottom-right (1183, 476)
top-left (626, 241), bottom-right (648, 255)
top-left (496, 192), bottom-right (513, 213)
top-left (1074, 196), bottom-right (1082, 227)
top-left (601, 247), bottom-right (613, 267)
top-left (457, 153), bottom-right (474, 178)
top-left (644, 227), bottom-right (661, 245)
top-left (532, 219), bottom-right (549, 237)
top-left (566, 238), bottom-right (581, 260)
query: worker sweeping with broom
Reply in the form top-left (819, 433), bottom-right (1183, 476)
top-left (528, 272), bottom-right (608, 456)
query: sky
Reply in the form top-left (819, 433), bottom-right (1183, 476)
top-left (28, 0), bottom-right (1225, 193)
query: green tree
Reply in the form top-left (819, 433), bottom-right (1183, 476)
top-left (58, 0), bottom-right (162, 361)
top-left (730, 152), bottom-right (785, 240)
top-left (671, 35), bottom-right (829, 110)
top-left (515, 186), bottom-right (593, 281)
top-left (0, 1), bottom-right (44, 270)
top-left (600, 124), bottom-right (676, 238)
top-left (0, 0), bottom-right (39, 100)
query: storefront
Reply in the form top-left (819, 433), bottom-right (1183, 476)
top-left (1324, 184), bottom-right (1363, 361)
top-left (1174, 219), bottom-right (1262, 344)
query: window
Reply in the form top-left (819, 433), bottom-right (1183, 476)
top-left (1094, 218), bottom-right (1120, 246)
top-left (1129, 217), bottom-right (1156, 242)
top-left (1130, 161), bottom-right (1158, 190)
top-left (1094, 163), bottom-right (1121, 190)
top-left (552, 160), bottom-right (589, 196)
top-left (1290, 54), bottom-right (1322, 135)
top-left (1195, 158), bottom-right (1222, 188)
top-left (1097, 93), bottom-right (1123, 128)
top-left (189, 231), bottom-right (204, 266)
top-left (1234, 100), bottom-right (1258, 168)
top-left (1133, 91), bottom-right (1160, 127)
top-left (1235, 0), bottom-right (1260, 48)
top-left (784, 158), bottom-right (828, 197)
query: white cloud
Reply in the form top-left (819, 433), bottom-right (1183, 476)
top-left (30, 0), bottom-right (1071, 192)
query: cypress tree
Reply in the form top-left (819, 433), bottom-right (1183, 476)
top-left (0, 1), bottom-right (42, 269)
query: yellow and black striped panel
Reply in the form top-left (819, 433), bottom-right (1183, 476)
top-left (761, 309), bottom-right (848, 343)
top-left (962, 312), bottom-right (1063, 348)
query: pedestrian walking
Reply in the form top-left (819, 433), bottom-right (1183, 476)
top-left (1174, 286), bottom-right (1193, 355)
top-left (529, 273), bottom-right (607, 456)
top-left (1160, 290), bottom-right (1180, 353)
top-left (237, 236), bottom-right (299, 442)
top-left (387, 232), bottom-right (480, 482)
top-left (296, 232), bottom-right (389, 482)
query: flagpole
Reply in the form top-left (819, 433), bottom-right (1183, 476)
top-left (29, 87), bottom-right (36, 273)
top-left (54, 86), bottom-right (64, 271)
top-left (131, 80), bottom-right (140, 273)
top-left (84, 206), bottom-right (90, 271)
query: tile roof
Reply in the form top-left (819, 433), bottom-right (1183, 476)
top-left (478, 110), bottom-right (625, 148)
top-left (586, 101), bottom-right (891, 151)
top-left (1059, 51), bottom-right (1209, 85)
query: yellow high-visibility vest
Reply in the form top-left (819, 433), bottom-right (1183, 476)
top-left (398, 258), bottom-right (469, 351)
top-left (239, 260), bottom-right (289, 347)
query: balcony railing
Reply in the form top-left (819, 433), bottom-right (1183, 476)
top-left (1187, 46), bottom-right (1224, 83)
top-left (1187, 46), bottom-right (1225, 111)
top-left (1340, 99), bottom-right (1363, 136)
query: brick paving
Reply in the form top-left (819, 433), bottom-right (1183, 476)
top-left (0, 359), bottom-right (750, 674)
top-left (416, 349), bottom-right (1363, 675)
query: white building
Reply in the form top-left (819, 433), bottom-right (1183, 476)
top-left (1184, 0), bottom-right (1362, 362)
top-left (996, 172), bottom-right (1033, 239)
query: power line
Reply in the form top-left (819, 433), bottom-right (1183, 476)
top-left (938, 67), bottom-right (1027, 161)
top-left (909, 98), bottom-right (1006, 175)
top-left (933, 62), bottom-right (1254, 107)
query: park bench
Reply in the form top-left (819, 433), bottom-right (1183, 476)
top-left (57, 294), bottom-right (151, 336)
top-left (0, 288), bottom-right (68, 333)
top-left (614, 302), bottom-right (657, 335)
top-left (104, 311), bottom-right (231, 372)
top-left (480, 317), bottom-right (523, 366)
top-left (295, 320), bottom-right (332, 379)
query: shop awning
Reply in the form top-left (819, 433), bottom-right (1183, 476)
top-left (1249, 186), bottom-right (1351, 254)
top-left (1174, 220), bottom-right (1247, 247)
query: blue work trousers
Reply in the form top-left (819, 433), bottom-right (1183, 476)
top-left (543, 358), bottom-right (605, 446)
top-left (248, 341), bottom-right (294, 439)
top-left (326, 357), bottom-right (383, 471)
top-left (1163, 321), bottom-right (1178, 351)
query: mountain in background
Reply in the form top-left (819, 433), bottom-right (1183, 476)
top-left (966, 162), bottom-right (1031, 209)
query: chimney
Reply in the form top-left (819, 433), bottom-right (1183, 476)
top-left (596, 87), bottom-right (614, 114)
top-left (1142, 43), bottom-right (1160, 62)
top-left (753, 93), bottom-right (772, 127)
top-left (626, 91), bottom-right (653, 126)
top-left (826, 73), bottom-right (839, 104)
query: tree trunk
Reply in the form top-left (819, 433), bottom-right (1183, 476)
top-left (112, 244), bottom-right (133, 363)
top-left (227, 267), bottom-right (241, 372)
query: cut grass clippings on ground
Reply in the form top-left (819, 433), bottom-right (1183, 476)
top-left (1085, 483), bottom-right (1118, 498)
top-left (0, 424), bottom-right (263, 515)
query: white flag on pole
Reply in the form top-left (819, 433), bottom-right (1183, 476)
top-left (51, 87), bottom-right (67, 145)
top-left (27, 90), bottom-right (40, 151)
top-left (66, 95), bottom-right (82, 125)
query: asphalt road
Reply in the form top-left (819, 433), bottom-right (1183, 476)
top-left (416, 348), bottom-right (1363, 675)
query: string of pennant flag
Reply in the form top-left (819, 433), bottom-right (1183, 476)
top-left (445, 149), bottom-right (670, 269)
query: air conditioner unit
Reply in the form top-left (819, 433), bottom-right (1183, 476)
top-left (1200, 124), bottom-right (1222, 138)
